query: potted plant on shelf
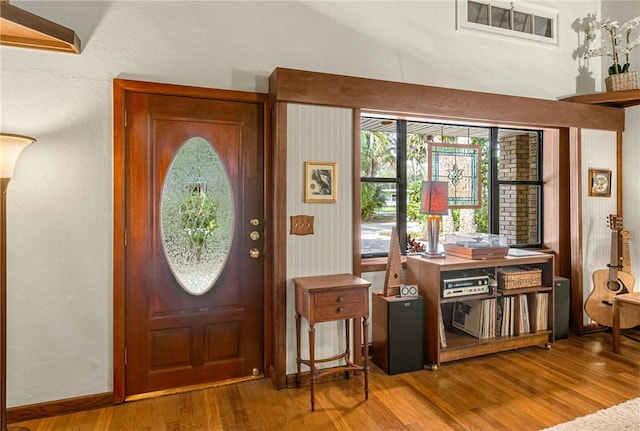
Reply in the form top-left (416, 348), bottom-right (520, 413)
top-left (584, 14), bottom-right (640, 92)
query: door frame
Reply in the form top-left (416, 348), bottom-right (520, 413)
top-left (113, 79), bottom-right (273, 403)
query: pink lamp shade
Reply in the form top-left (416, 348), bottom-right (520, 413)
top-left (420, 181), bottom-right (449, 215)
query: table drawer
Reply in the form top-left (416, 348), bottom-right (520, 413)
top-left (316, 301), bottom-right (367, 322)
top-left (315, 289), bottom-right (363, 307)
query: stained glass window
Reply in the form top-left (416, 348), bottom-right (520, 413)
top-left (429, 143), bottom-right (481, 208)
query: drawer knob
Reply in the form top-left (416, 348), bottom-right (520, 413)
top-left (337, 307), bottom-right (344, 313)
top-left (337, 296), bottom-right (344, 303)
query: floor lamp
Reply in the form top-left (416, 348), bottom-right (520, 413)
top-left (1, 133), bottom-right (35, 431)
top-left (419, 181), bottom-right (449, 258)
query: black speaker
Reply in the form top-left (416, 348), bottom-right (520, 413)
top-left (554, 277), bottom-right (570, 340)
top-left (372, 293), bottom-right (424, 375)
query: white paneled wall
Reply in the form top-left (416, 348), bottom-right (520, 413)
top-left (580, 129), bottom-right (618, 325)
top-left (622, 106), bottom-right (640, 289)
top-left (285, 104), bottom-right (353, 374)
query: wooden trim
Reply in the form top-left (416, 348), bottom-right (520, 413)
top-left (112, 79), bottom-right (274, 398)
top-left (6, 392), bottom-right (113, 424)
top-left (617, 131), bottom-right (623, 216)
top-left (542, 128), bottom-right (571, 278)
top-left (269, 68), bottom-right (625, 131)
top-left (352, 109), bottom-right (362, 277)
top-left (263, 91), bottom-right (274, 386)
top-left (269, 102), bottom-right (288, 389)
top-left (112, 79), bottom-right (126, 404)
top-left (0, 2), bottom-right (81, 54)
top-left (569, 128), bottom-right (585, 334)
top-left (361, 257), bottom-right (408, 274)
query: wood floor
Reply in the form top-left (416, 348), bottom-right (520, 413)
top-left (11, 331), bottom-right (640, 431)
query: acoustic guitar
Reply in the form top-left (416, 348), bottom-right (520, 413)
top-left (584, 215), bottom-right (638, 328)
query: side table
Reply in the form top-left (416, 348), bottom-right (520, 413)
top-left (293, 273), bottom-right (371, 411)
top-left (612, 292), bottom-right (640, 353)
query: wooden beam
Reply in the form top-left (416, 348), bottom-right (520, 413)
top-left (0, 2), bottom-right (80, 54)
top-left (270, 68), bottom-right (625, 131)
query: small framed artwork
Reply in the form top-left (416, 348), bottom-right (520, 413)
top-left (588, 168), bottom-right (612, 197)
top-left (305, 161), bottom-right (337, 203)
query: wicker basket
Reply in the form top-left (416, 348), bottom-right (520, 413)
top-left (605, 71), bottom-right (638, 92)
top-left (498, 267), bottom-right (542, 289)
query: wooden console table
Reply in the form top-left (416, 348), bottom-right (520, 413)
top-left (293, 273), bottom-right (370, 411)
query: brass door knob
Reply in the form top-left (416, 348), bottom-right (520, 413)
top-left (249, 248), bottom-right (260, 259)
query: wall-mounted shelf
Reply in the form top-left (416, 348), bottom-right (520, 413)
top-left (560, 89), bottom-right (640, 108)
top-left (0, 2), bottom-right (80, 54)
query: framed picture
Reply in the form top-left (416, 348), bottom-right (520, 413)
top-left (305, 161), bottom-right (337, 203)
top-left (588, 168), bottom-right (612, 197)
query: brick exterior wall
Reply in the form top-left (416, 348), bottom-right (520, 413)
top-left (498, 134), bottom-right (538, 245)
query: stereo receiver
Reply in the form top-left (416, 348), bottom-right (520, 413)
top-left (441, 275), bottom-right (491, 298)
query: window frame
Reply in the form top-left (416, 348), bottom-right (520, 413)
top-left (360, 118), bottom-right (544, 259)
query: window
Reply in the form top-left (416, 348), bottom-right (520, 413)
top-left (360, 117), bottom-right (542, 258)
top-left (458, 0), bottom-right (557, 44)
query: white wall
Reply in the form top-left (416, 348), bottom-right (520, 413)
top-left (285, 104), bottom-right (353, 374)
top-left (2, 0), bottom-right (633, 406)
top-left (580, 130), bottom-right (619, 325)
top-left (622, 106), bottom-right (640, 285)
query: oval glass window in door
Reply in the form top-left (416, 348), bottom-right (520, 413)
top-left (160, 137), bottom-right (234, 295)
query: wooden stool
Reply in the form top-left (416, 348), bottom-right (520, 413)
top-left (612, 292), bottom-right (640, 353)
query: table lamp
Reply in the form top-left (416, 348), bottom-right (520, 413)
top-left (419, 181), bottom-right (449, 258)
top-left (1, 133), bottom-right (35, 431)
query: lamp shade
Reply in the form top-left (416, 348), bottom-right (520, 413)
top-left (420, 181), bottom-right (449, 215)
top-left (0, 133), bottom-right (35, 178)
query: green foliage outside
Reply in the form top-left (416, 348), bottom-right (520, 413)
top-left (180, 192), bottom-right (218, 258)
top-left (474, 137), bottom-right (489, 233)
top-left (407, 180), bottom-right (426, 222)
top-left (361, 183), bottom-right (387, 222)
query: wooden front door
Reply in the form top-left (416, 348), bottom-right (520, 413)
top-left (122, 89), bottom-right (265, 397)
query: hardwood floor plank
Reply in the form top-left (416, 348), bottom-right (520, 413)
top-left (10, 332), bottom-right (640, 430)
